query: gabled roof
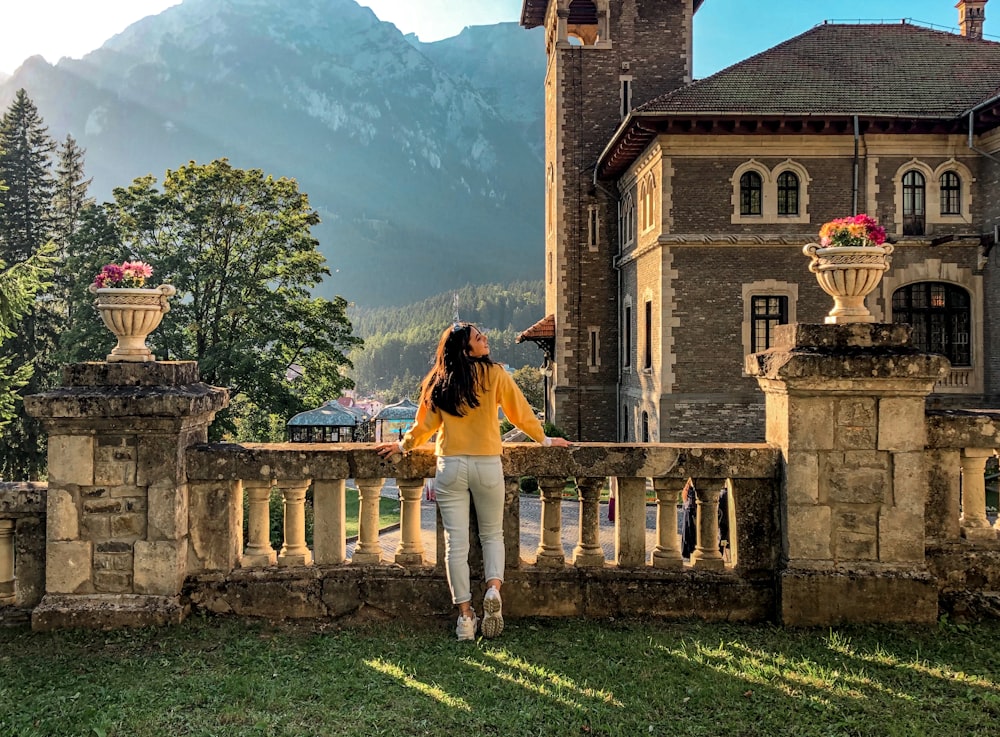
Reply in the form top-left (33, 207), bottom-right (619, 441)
top-left (517, 313), bottom-right (555, 342)
top-left (374, 398), bottom-right (419, 421)
top-left (520, 0), bottom-right (706, 29)
top-left (642, 22), bottom-right (1000, 117)
top-left (288, 401), bottom-right (363, 428)
top-left (598, 22), bottom-right (1000, 178)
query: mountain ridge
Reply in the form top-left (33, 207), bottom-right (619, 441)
top-left (0, 0), bottom-right (546, 307)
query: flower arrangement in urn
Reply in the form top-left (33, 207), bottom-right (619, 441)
top-left (92, 260), bottom-right (154, 289)
top-left (804, 214), bottom-right (893, 324)
top-left (818, 214), bottom-right (887, 249)
top-left (89, 260), bottom-right (176, 362)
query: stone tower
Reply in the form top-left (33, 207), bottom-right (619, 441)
top-left (958, 0), bottom-right (988, 39)
top-left (520, 0), bottom-right (700, 440)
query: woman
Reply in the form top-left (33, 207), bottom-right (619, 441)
top-left (377, 322), bottom-right (571, 641)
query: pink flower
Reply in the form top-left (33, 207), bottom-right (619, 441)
top-left (92, 261), bottom-right (154, 289)
top-left (817, 214), bottom-right (886, 248)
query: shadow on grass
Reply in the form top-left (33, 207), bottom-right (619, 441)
top-left (0, 616), bottom-right (998, 737)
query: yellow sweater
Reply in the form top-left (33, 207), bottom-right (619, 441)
top-left (400, 363), bottom-right (546, 456)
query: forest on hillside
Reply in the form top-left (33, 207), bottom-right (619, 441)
top-left (348, 281), bottom-right (545, 401)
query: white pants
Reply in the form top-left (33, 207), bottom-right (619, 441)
top-left (434, 455), bottom-right (505, 605)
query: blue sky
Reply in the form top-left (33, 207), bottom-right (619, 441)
top-left (2, 1), bottom-right (997, 77)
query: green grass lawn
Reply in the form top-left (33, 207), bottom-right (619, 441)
top-left (1, 615), bottom-right (997, 736)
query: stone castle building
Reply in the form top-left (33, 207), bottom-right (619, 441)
top-left (519, 0), bottom-right (1000, 442)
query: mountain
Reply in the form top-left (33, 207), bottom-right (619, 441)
top-left (0, 0), bottom-right (546, 307)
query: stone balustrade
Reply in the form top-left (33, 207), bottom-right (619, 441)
top-left (0, 482), bottom-right (46, 621)
top-left (6, 322), bottom-right (999, 629)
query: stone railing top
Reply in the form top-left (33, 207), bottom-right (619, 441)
top-left (24, 383), bottom-right (229, 420)
top-left (185, 442), bottom-right (780, 482)
top-left (926, 409), bottom-right (1000, 450)
top-left (746, 323), bottom-right (950, 383)
top-left (62, 361), bottom-right (202, 387)
top-left (0, 482), bottom-right (46, 516)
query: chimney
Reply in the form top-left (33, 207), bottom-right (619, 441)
top-left (957, 0), bottom-right (988, 39)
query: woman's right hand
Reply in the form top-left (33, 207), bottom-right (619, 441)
top-left (375, 442), bottom-right (402, 459)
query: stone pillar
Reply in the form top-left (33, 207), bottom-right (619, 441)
top-left (0, 519), bottom-right (14, 604)
top-left (395, 478), bottom-right (426, 566)
top-left (536, 476), bottom-right (566, 567)
top-left (24, 361), bottom-right (228, 630)
top-left (651, 478), bottom-right (683, 569)
top-left (747, 324), bottom-right (948, 626)
top-left (572, 476), bottom-right (605, 568)
top-left (352, 478), bottom-right (384, 565)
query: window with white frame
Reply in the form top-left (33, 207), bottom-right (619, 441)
top-left (741, 281), bottom-right (798, 364)
top-left (643, 300), bottom-right (652, 370)
top-left (588, 327), bottom-right (600, 371)
top-left (623, 303), bottom-right (632, 368)
top-left (892, 159), bottom-right (973, 234)
top-left (732, 160), bottom-right (811, 224)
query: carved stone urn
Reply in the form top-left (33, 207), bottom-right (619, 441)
top-left (89, 284), bottom-right (177, 362)
top-left (802, 243), bottom-right (894, 324)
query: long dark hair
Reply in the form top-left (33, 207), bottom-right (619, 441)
top-left (420, 322), bottom-right (493, 416)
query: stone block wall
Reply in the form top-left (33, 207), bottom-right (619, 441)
top-left (24, 361), bottom-right (227, 629)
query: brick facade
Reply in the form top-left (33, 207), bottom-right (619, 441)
top-left (528, 1), bottom-right (1000, 442)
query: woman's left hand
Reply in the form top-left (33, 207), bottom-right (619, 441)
top-left (547, 437), bottom-right (572, 448)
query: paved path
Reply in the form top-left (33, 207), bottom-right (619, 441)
top-left (346, 482), bottom-right (669, 565)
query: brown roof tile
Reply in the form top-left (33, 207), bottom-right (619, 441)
top-left (639, 22), bottom-right (1000, 117)
top-left (517, 313), bottom-right (555, 342)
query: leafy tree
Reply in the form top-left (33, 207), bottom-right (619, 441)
top-left (0, 89), bottom-right (59, 479)
top-left (64, 159), bottom-right (362, 439)
top-left (512, 365), bottom-right (544, 410)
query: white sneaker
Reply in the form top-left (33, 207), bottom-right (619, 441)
top-left (456, 613), bottom-right (478, 641)
top-left (482, 587), bottom-right (504, 639)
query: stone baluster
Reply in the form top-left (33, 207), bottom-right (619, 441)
top-left (651, 478), bottom-right (684, 568)
top-left (352, 478), bottom-right (385, 565)
top-left (614, 476), bottom-right (647, 569)
top-left (503, 476), bottom-right (521, 569)
top-left (312, 479), bottom-right (346, 565)
top-left (276, 479), bottom-right (313, 567)
top-left (395, 478), bottom-right (426, 566)
top-left (960, 449), bottom-right (997, 541)
top-left (243, 479), bottom-right (277, 567)
top-left (572, 476), bottom-right (605, 567)
top-left (536, 476), bottom-right (567, 567)
top-left (0, 519), bottom-right (14, 605)
top-left (690, 479), bottom-right (726, 571)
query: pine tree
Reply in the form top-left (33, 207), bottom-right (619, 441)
top-left (0, 89), bottom-right (59, 479)
top-left (51, 134), bottom-right (93, 257)
top-left (0, 90), bottom-right (55, 262)
top-left (51, 135), bottom-right (94, 340)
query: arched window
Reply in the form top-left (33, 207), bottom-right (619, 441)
top-left (776, 171), bottom-right (799, 216)
top-left (940, 171), bottom-right (961, 216)
top-left (902, 170), bottom-right (926, 235)
top-left (641, 411), bottom-right (650, 443)
top-left (642, 173), bottom-right (655, 230)
top-left (740, 171), bottom-right (762, 216)
top-left (892, 282), bottom-right (971, 366)
top-left (619, 192), bottom-right (635, 246)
